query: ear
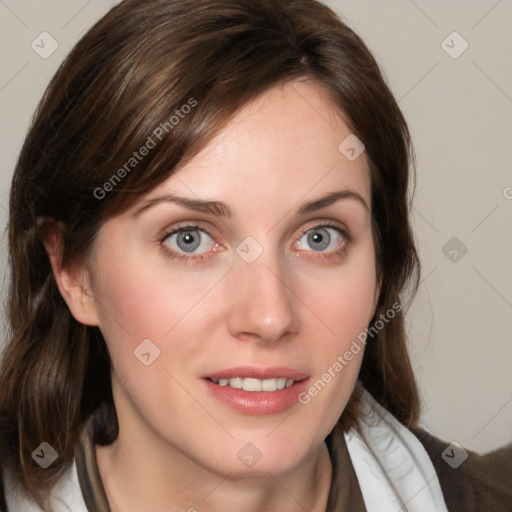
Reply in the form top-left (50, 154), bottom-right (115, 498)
top-left (39, 218), bottom-right (100, 327)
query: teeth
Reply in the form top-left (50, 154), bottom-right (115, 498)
top-left (210, 377), bottom-right (296, 392)
top-left (261, 378), bottom-right (277, 391)
top-left (229, 377), bottom-right (243, 389)
top-left (243, 378), bottom-right (261, 392)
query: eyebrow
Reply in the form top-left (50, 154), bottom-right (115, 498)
top-left (132, 189), bottom-right (369, 218)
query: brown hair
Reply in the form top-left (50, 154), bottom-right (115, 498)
top-left (0, 0), bottom-right (420, 508)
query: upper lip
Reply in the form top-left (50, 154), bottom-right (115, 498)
top-left (203, 366), bottom-right (309, 381)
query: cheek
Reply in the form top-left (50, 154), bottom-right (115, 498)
top-left (293, 241), bottom-right (377, 417)
top-left (303, 239), bottom-right (378, 340)
top-left (89, 245), bottom-right (169, 369)
top-left (90, 235), bottom-right (213, 341)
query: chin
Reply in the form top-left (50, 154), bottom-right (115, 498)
top-left (196, 428), bottom-right (322, 477)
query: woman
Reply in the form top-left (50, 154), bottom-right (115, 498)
top-left (0, 0), bottom-right (510, 511)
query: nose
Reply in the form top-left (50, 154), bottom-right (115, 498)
top-left (226, 245), bottom-right (298, 344)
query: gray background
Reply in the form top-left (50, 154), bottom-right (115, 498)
top-left (0, 0), bottom-right (510, 453)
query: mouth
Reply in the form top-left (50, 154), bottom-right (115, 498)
top-left (202, 367), bottom-right (310, 415)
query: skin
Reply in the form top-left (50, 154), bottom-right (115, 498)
top-left (46, 79), bottom-right (380, 512)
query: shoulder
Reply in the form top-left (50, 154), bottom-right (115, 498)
top-left (411, 427), bottom-right (512, 512)
top-left (1, 458), bottom-right (88, 512)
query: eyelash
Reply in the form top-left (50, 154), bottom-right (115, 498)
top-left (159, 221), bottom-right (352, 264)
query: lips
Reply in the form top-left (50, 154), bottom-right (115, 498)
top-left (201, 366), bottom-right (310, 415)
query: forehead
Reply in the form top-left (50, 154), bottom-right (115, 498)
top-left (130, 79), bottom-right (371, 217)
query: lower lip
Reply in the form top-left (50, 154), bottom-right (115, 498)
top-left (203, 378), bottom-right (310, 415)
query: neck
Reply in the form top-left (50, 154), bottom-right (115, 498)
top-left (96, 418), bottom-right (333, 512)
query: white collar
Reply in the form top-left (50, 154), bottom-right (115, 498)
top-left (344, 385), bottom-right (448, 512)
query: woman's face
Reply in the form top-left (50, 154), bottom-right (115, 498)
top-left (85, 79), bottom-right (379, 475)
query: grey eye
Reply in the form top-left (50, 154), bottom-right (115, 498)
top-left (299, 227), bottom-right (342, 252)
top-left (164, 228), bottom-right (214, 254)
